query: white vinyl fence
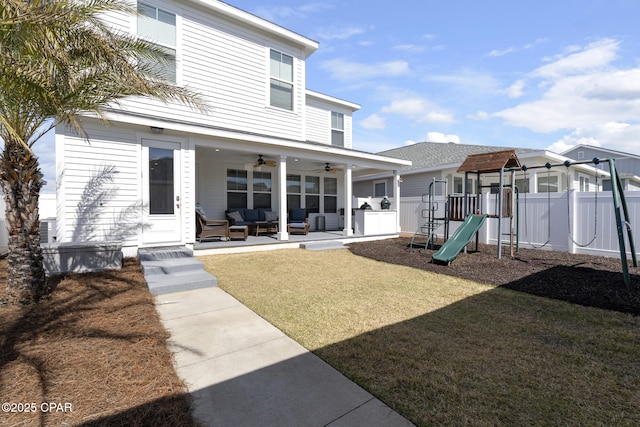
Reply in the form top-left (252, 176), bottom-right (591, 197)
top-left (400, 191), bottom-right (640, 259)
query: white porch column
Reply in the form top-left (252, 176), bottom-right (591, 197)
top-left (393, 170), bottom-right (401, 233)
top-left (343, 163), bottom-right (353, 236)
top-left (277, 155), bottom-right (289, 240)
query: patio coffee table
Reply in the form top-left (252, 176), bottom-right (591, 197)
top-left (229, 225), bottom-right (248, 240)
top-left (254, 220), bottom-right (278, 236)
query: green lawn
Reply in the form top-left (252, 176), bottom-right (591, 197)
top-left (201, 248), bottom-right (640, 426)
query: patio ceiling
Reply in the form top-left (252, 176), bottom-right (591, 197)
top-left (196, 141), bottom-right (410, 178)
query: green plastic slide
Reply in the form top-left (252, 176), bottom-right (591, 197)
top-left (432, 214), bottom-right (487, 265)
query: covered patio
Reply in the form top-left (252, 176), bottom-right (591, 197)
top-left (193, 137), bottom-right (411, 244)
top-left (193, 229), bottom-right (399, 255)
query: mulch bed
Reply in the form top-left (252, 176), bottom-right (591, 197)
top-left (0, 258), bottom-right (196, 426)
top-left (348, 238), bottom-right (640, 315)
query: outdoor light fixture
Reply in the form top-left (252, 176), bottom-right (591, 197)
top-left (150, 126), bottom-right (164, 134)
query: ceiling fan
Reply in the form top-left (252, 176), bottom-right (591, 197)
top-left (316, 162), bottom-right (340, 173)
top-left (254, 155), bottom-right (276, 168)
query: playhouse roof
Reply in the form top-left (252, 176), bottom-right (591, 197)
top-left (457, 149), bottom-right (521, 173)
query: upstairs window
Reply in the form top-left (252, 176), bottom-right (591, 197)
top-left (331, 112), bottom-right (344, 147)
top-left (270, 50), bottom-right (294, 110)
top-left (138, 2), bottom-right (176, 83)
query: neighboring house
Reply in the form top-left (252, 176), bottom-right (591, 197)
top-left (54, 1), bottom-right (410, 256)
top-left (353, 141), bottom-right (616, 199)
top-left (562, 145), bottom-right (640, 191)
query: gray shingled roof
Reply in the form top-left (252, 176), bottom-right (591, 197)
top-left (378, 142), bottom-right (538, 171)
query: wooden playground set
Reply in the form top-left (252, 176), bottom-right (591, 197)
top-left (410, 150), bottom-right (638, 286)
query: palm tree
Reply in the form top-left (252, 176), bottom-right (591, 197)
top-left (0, 0), bottom-right (207, 303)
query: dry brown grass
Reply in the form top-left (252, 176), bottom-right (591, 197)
top-left (203, 248), bottom-right (640, 427)
top-left (0, 258), bottom-right (195, 427)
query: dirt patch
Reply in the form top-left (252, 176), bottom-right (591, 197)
top-left (348, 238), bottom-right (640, 315)
top-left (0, 258), bottom-right (195, 426)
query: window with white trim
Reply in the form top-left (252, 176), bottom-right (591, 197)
top-left (579, 176), bottom-right (590, 192)
top-left (331, 112), bottom-right (344, 147)
top-left (270, 50), bottom-right (294, 110)
top-left (453, 176), bottom-right (477, 194)
top-left (287, 174), bottom-right (301, 209)
top-left (324, 177), bottom-right (337, 213)
top-left (537, 175), bottom-right (558, 193)
top-left (253, 171), bottom-right (272, 209)
top-left (137, 2), bottom-right (176, 83)
top-left (374, 180), bottom-right (386, 198)
top-left (305, 176), bottom-right (320, 213)
top-left (227, 169), bottom-right (247, 209)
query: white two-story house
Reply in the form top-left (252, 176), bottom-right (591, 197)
top-left (54, 0), bottom-right (410, 256)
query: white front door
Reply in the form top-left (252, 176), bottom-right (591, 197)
top-left (142, 139), bottom-right (182, 245)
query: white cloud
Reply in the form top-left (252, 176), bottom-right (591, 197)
top-left (505, 80), bottom-right (525, 98)
top-left (468, 111), bottom-right (491, 121)
top-left (532, 38), bottom-right (619, 78)
top-left (253, 3), bottom-right (333, 21)
top-left (381, 98), bottom-right (428, 116)
top-left (427, 70), bottom-right (501, 97)
top-left (404, 140), bottom-right (418, 146)
top-left (393, 44), bottom-right (426, 53)
top-left (420, 112), bottom-right (455, 124)
top-left (580, 69), bottom-right (640, 100)
top-left (315, 25), bottom-right (367, 41)
top-left (486, 38), bottom-right (548, 57)
top-left (379, 97), bottom-right (455, 124)
top-left (359, 114), bottom-right (386, 130)
top-left (549, 122), bottom-right (640, 154)
top-left (495, 38), bottom-right (640, 136)
top-left (319, 58), bottom-right (410, 82)
top-left (426, 132), bottom-right (461, 144)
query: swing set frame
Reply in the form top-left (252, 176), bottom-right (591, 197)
top-left (517, 157), bottom-right (637, 286)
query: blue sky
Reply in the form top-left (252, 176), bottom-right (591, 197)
top-left (36, 0), bottom-right (640, 192)
top-left (232, 0), bottom-right (640, 155)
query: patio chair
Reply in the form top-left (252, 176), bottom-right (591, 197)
top-left (195, 208), bottom-right (229, 242)
top-left (287, 208), bottom-right (309, 235)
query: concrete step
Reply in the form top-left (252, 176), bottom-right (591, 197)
top-left (138, 246), bottom-right (193, 261)
top-left (300, 240), bottom-right (345, 251)
top-left (138, 246), bottom-right (216, 295)
top-left (141, 257), bottom-right (204, 276)
top-left (146, 270), bottom-right (218, 296)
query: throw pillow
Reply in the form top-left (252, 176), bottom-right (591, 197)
top-left (227, 211), bottom-right (243, 223)
top-left (264, 211), bottom-right (278, 222)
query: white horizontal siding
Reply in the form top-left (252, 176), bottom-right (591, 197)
top-left (305, 97), bottom-right (355, 148)
top-left (108, 3), bottom-right (309, 141)
top-left (57, 123), bottom-right (142, 248)
top-left (305, 99), bottom-right (329, 144)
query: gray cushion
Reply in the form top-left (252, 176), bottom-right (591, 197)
top-left (290, 222), bottom-right (306, 228)
top-left (227, 211), bottom-right (243, 223)
top-left (264, 211), bottom-right (278, 222)
top-left (245, 209), bottom-right (260, 222)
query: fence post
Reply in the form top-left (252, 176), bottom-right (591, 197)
top-left (567, 188), bottom-right (577, 254)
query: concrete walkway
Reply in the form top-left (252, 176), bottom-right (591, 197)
top-left (155, 287), bottom-right (415, 427)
